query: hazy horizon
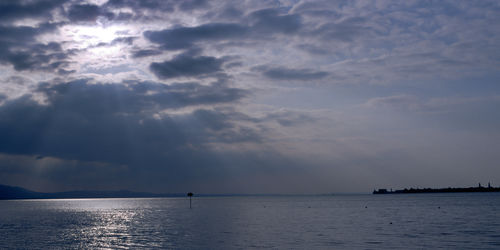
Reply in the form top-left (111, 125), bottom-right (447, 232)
top-left (1, 0), bottom-right (499, 194)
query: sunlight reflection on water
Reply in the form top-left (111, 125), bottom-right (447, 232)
top-left (1, 194), bottom-right (500, 249)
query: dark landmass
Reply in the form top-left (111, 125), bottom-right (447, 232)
top-left (0, 184), bottom-right (185, 200)
top-left (0, 184), bottom-right (333, 200)
top-left (373, 183), bottom-right (500, 194)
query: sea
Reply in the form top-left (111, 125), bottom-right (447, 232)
top-left (1, 193), bottom-right (500, 249)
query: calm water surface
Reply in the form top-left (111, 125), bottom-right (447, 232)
top-left (1, 193), bottom-right (500, 249)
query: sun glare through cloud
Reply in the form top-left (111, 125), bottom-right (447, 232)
top-left (0, 0), bottom-right (498, 195)
top-left (1, 1), bottom-right (500, 249)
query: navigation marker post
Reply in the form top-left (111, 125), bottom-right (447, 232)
top-left (187, 192), bottom-right (193, 208)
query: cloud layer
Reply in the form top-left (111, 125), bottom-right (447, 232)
top-left (0, 0), bottom-right (499, 193)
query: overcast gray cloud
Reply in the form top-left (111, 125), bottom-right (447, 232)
top-left (0, 79), bottom-right (251, 162)
top-left (0, 0), bottom-right (65, 23)
top-left (0, 79), bottom-right (321, 193)
top-left (131, 49), bottom-right (162, 58)
top-left (144, 23), bottom-right (249, 50)
top-left (150, 54), bottom-right (226, 79)
top-left (255, 66), bottom-right (329, 81)
top-left (0, 0), bottom-right (499, 193)
top-left (0, 23), bottom-right (72, 73)
top-left (67, 4), bottom-right (101, 22)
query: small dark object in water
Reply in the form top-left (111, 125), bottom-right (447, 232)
top-left (187, 192), bottom-right (193, 208)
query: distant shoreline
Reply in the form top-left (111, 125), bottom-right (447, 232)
top-left (373, 184), bottom-right (500, 194)
top-left (0, 184), bottom-right (338, 200)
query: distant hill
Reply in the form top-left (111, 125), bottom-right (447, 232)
top-left (0, 184), bottom-right (43, 199)
top-left (0, 184), bottom-right (335, 199)
top-left (0, 184), bottom-right (185, 200)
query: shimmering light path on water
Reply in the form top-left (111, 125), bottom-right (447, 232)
top-left (1, 194), bottom-right (500, 249)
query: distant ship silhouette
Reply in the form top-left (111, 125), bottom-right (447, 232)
top-left (374, 182), bottom-right (500, 194)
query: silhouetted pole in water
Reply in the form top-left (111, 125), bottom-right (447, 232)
top-left (187, 192), bottom-right (193, 208)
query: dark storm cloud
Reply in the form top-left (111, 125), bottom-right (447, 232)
top-left (0, 23), bottom-right (71, 73)
top-left (224, 61), bottom-right (243, 68)
top-left (3, 41), bottom-right (67, 72)
top-left (0, 77), bottom-right (308, 193)
top-left (149, 53), bottom-right (226, 79)
top-left (0, 23), bottom-right (56, 43)
top-left (6, 50), bottom-right (69, 72)
top-left (32, 42), bottom-right (62, 52)
top-left (0, 78), bottom-right (311, 191)
top-left (143, 8), bottom-right (303, 51)
top-left (144, 23), bottom-right (248, 50)
top-left (104, 0), bottom-right (173, 11)
top-left (0, 0), bottom-right (66, 23)
top-left (40, 79), bottom-right (248, 112)
top-left (131, 49), bottom-right (163, 58)
top-left (0, 79), bottom-right (250, 164)
top-left (255, 66), bottom-right (329, 80)
top-left (67, 4), bottom-right (101, 22)
top-left (249, 8), bottom-right (302, 35)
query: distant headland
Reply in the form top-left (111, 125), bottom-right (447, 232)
top-left (0, 184), bottom-right (324, 200)
top-left (0, 184), bottom-right (186, 200)
top-left (373, 182), bottom-right (500, 194)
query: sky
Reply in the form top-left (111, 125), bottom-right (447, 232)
top-left (0, 0), bottom-right (499, 194)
